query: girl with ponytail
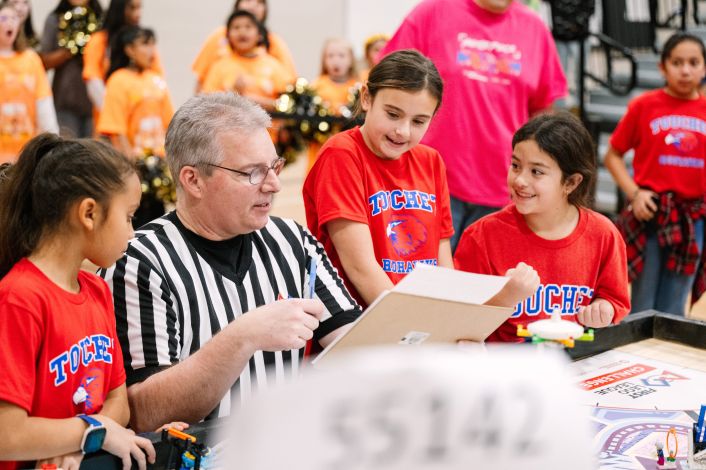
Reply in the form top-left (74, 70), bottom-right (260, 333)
top-left (0, 134), bottom-right (155, 469)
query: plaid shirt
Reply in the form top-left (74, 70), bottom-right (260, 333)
top-left (617, 193), bottom-right (706, 301)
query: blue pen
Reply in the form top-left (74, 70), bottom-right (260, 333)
top-left (698, 404), bottom-right (706, 443)
top-left (308, 256), bottom-right (317, 299)
top-left (304, 256), bottom-right (317, 358)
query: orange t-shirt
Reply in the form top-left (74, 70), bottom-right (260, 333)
top-left (0, 50), bottom-right (52, 163)
top-left (201, 51), bottom-right (290, 100)
top-left (192, 26), bottom-right (296, 84)
top-left (97, 68), bottom-right (173, 157)
top-left (311, 75), bottom-right (359, 115)
top-left (82, 30), bottom-right (164, 81)
top-left (306, 76), bottom-right (359, 171)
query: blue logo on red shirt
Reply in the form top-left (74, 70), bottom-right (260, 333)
top-left (665, 131), bottom-right (698, 153)
top-left (386, 215), bottom-right (428, 256)
top-left (72, 367), bottom-right (106, 413)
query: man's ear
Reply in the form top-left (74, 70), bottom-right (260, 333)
top-left (76, 197), bottom-right (100, 232)
top-left (179, 165), bottom-right (205, 199)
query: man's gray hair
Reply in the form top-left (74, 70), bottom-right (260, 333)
top-left (165, 92), bottom-right (272, 187)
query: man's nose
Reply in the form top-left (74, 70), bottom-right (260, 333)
top-left (261, 166), bottom-right (281, 192)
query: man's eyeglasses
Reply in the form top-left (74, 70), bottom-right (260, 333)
top-left (205, 157), bottom-right (286, 185)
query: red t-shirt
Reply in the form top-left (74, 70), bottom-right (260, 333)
top-left (610, 89), bottom-right (706, 199)
top-left (0, 259), bottom-right (125, 470)
top-left (454, 205), bottom-right (630, 342)
top-left (303, 127), bottom-right (454, 307)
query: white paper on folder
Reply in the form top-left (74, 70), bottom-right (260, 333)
top-left (311, 264), bottom-right (514, 366)
top-left (393, 264), bottom-right (509, 304)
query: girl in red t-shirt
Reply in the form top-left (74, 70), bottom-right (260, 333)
top-left (455, 113), bottom-right (630, 342)
top-left (304, 49), bottom-right (538, 308)
top-left (0, 135), bottom-right (155, 469)
top-left (604, 32), bottom-right (706, 315)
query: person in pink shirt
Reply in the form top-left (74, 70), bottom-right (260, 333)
top-left (382, 0), bottom-right (567, 251)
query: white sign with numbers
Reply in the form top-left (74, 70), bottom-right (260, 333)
top-left (219, 346), bottom-right (596, 469)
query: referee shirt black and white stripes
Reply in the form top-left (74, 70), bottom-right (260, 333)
top-left (100, 211), bottom-right (361, 419)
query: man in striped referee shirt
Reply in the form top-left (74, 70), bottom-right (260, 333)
top-left (101, 92), bottom-right (362, 433)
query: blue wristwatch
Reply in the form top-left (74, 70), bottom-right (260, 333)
top-left (77, 414), bottom-right (107, 454)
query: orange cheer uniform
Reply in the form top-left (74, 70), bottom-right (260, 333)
top-left (192, 26), bottom-right (296, 85)
top-left (82, 30), bottom-right (164, 81)
top-left (201, 51), bottom-right (290, 100)
top-left (311, 75), bottom-right (359, 114)
top-left (97, 68), bottom-right (173, 157)
top-left (306, 75), bottom-right (360, 171)
top-left (0, 49), bottom-right (52, 163)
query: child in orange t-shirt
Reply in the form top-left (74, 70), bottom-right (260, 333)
top-left (82, 0), bottom-right (163, 111)
top-left (97, 25), bottom-right (173, 228)
top-left (307, 38), bottom-right (360, 170)
top-left (0, 2), bottom-right (58, 163)
top-left (97, 26), bottom-right (172, 159)
top-left (359, 33), bottom-right (389, 83)
top-left (192, 0), bottom-right (296, 91)
top-left (312, 38), bottom-right (359, 115)
top-left (201, 10), bottom-right (290, 111)
top-left (8, 0), bottom-right (38, 49)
